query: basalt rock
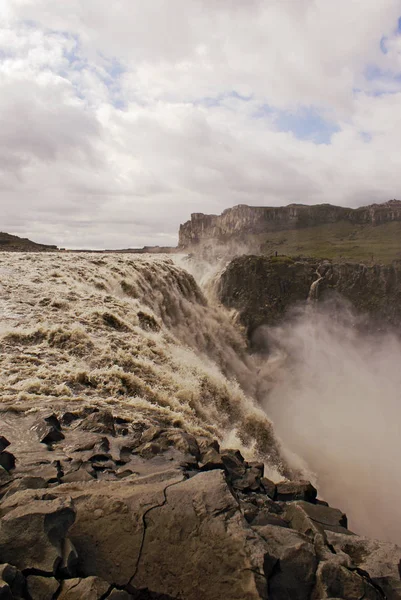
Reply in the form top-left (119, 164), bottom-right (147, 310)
top-left (0, 493), bottom-right (75, 573)
top-left (179, 200), bottom-right (401, 248)
top-left (218, 255), bottom-right (401, 338)
top-left (0, 414), bottom-right (400, 600)
top-left (33, 414), bottom-right (65, 445)
top-left (26, 575), bottom-right (59, 599)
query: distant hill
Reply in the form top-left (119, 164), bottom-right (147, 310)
top-left (179, 200), bottom-right (401, 263)
top-left (0, 232), bottom-right (57, 252)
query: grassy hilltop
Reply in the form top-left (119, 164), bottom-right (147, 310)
top-left (256, 220), bottom-right (401, 264)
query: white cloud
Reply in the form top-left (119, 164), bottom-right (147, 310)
top-left (1, 1), bottom-right (401, 247)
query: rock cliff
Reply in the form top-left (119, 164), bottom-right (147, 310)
top-left (179, 200), bottom-right (401, 249)
top-left (218, 256), bottom-right (401, 339)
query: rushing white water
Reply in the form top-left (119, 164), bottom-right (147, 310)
top-left (2, 251), bottom-right (400, 543)
top-left (0, 252), bottom-right (286, 477)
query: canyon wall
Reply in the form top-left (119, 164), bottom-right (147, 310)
top-left (179, 200), bottom-right (401, 248)
top-left (218, 256), bottom-right (401, 339)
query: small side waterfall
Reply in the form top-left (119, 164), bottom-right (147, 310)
top-left (308, 268), bottom-right (324, 302)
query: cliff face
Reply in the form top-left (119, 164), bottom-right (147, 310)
top-left (218, 256), bottom-right (401, 340)
top-left (179, 200), bottom-right (401, 248)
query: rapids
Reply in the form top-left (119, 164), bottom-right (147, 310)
top-left (0, 252), bottom-right (286, 478)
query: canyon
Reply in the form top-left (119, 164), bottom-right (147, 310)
top-left (1, 200), bottom-right (401, 599)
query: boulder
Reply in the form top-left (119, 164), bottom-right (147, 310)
top-left (199, 447), bottom-right (224, 471)
top-left (34, 414), bottom-right (64, 444)
top-left (0, 492), bottom-right (75, 573)
top-left (0, 579), bottom-right (11, 599)
top-left (0, 453), bottom-right (15, 474)
top-left (131, 470), bottom-right (269, 600)
top-left (2, 476), bottom-right (47, 499)
top-left (285, 501), bottom-right (350, 538)
top-left (26, 575), bottom-right (59, 599)
top-left (327, 531), bottom-right (401, 599)
top-left (0, 467), bottom-right (11, 488)
top-left (312, 561), bottom-right (383, 600)
top-left (255, 524), bottom-right (317, 600)
top-left (220, 449), bottom-right (247, 480)
top-left (58, 576), bottom-right (110, 599)
top-left (260, 477), bottom-right (276, 499)
top-left (0, 564), bottom-right (25, 599)
top-left (81, 411), bottom-right (115, 436)
top-left (0, 438), bottom-right (10, 453)
top-left (276, 481), bottom-right (317, 503)
top-left (64, 469), bottom-right (185, 587)
top-left (232, 465), bottom-right (263, 492)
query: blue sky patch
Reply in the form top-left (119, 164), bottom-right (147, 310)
top-left (273, 107), bottom-right (340, 144)
top-left (195, 90), bottom-right (252, 108)
top-left (253, 105), bottom-right (339, 144)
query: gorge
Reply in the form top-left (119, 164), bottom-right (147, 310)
top-left (1, 200), bottom-right (401, 599)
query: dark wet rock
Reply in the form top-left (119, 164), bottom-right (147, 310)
top-left (106, 591), bottom-right (135, 600)
top-left (16, 463), bottom-right (60, 486)
top-left (131, 469), bottom-right (269, 600)
top-left (65, 434), bottom-right (109, 454)
top-left (59, 537), bottom-right (79, 578)
top-left (0, 564), bottom-right (25, 599)
top-left (26, 575), bottom-right (59, 599)
top-left (61, 468), bottom-right (95, 483)
top-left (276, 480), bottom-right (317, 503)
top-left (0, 579), bottom-right (12, 599)
top-left (198, 447), bottom-right (224, 471)
top-left (58, 576), bottom-right (110, 599)
top-left (1, 412), bottom-right (401, 600)
top-left (285, 501), bottom-right (351, 538)
top-left (251, 512), bottom-right (289, 528)
top-left (0, 492), bottom-right (75, 573)
top-left (2, 476), bottom-right (47, 499)
top-left (125, 588), bottom-right (178, 599)
top-left (34, 414), bottom-right (65, 445)
top-left (63, 469), bottom-right (184, 587)
top-left (327, 532), bottom-right (401, 599)
top-left (81, 410), bottom-right (116, 436)
top-left (0, 438), bottom-right (10, 453)
top-left (220, 449), bottom-right (247, 480)
top-left (0, 468), bottom-right (11, 488)
top-left (0, 453), bottom-right (15, 474)
top-left (260, 477), bottom-right (276, 499)
top-left (138, 429), bottom-right (199, 463)
top-left (217, 254), bottom-right (401, 338)
top-left (312, 561), bottom-right (384, 599)
top-left (60, 412), bottom-right (81, 426)
top-left (256, 524), bottom-right (318, 600)
top-left (232, 464), bottom-right (263, 492)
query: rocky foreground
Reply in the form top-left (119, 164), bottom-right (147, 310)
top-left (0, 408), bottom-right (400, 600)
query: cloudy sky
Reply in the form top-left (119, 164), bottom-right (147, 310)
top-left (2, 1), bottom-right (401, 248)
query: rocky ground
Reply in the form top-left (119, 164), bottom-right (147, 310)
top-left (0, 408), bottom-right (400, 600)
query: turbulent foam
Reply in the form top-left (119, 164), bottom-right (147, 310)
top-left (0, 252), bottom-right (286, 472)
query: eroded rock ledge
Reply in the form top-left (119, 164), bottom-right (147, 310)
top-left (0, 408), bottom-right (400, 600)
top-left (218, 255), bottom-right (401, 339)
top-left (178, 200), bottom-right (401, 248)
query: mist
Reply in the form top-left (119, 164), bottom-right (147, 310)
top-left (259, 300), bottom-right (401, 544)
